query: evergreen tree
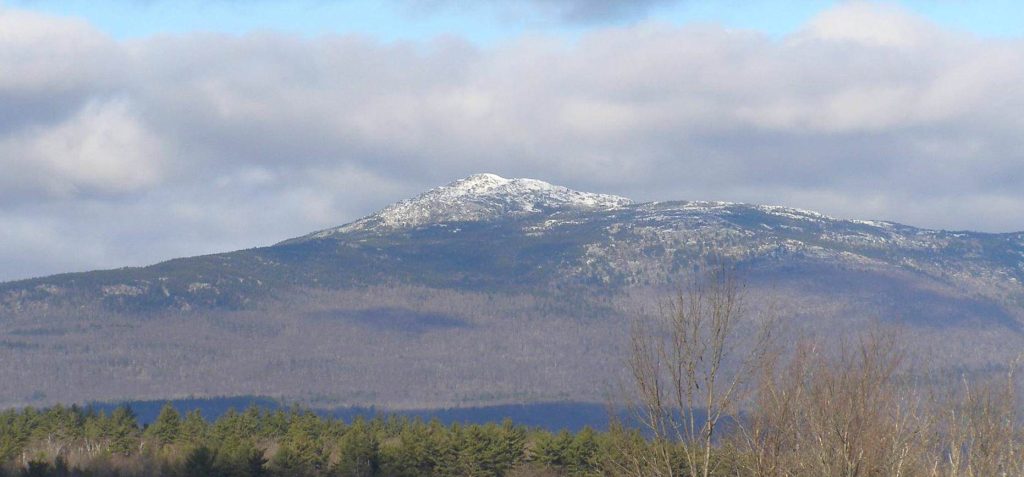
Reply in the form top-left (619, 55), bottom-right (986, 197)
top-left (459, 425), bottom-right (493, 476)
top-left (333, 418), bottom-right (379, 477)
top-left (268, 446), bottom-right (310, 477)
top-left (184, 445), bottom-right (219, 477)
top-left (430, 422), bottom-right (462, 476)
top-left (180, 410), bottom-right (209, 447)
top-left (146, 403), bottom-right (182, 447)
top-left (261, 410), bottom-right (289, 441)
top-left (212, 409), bottom-right (241, 444)
top-left (265, 411), bottom-right (326, 477)
top-left (0, 409), bottom-right (27, 464)
top-left (240, 406), bottom-right (263, 438)
top-left (566, 427), bottom-right (601, 475)
top-left (39, 405), bottom-right (83, 449)
top-left (379, 420), bottom-right (435, 477)
top-left (244, 447), bottom-right (270, 477)
top-left (216, 438), bottom-right (267, 477)
top-left (82, 410), bottom-right (106, 455)
top-left (533, 430), bottom-right (573, 469)
top-left (494, 419), bottom-right (526, 473)
top-left (107, 405), bottom-right (139, 456)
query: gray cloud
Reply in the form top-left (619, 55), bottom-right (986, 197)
top-left (405, 0), bottom-right (681, 24)
top-left (528, 0), bottom-right (678, 23)
top-left (2, 3), bottom-right (1024, 281)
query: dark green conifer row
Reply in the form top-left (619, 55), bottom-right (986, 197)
top-left (0, 403), bottom-right (677, 477)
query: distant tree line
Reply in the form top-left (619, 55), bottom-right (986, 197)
top-left (2, 351), bottom-right (1023, 477)
top-left (0, 403), bottom-right (646, 476)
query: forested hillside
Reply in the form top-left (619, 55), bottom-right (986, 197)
top-left (1, 175), bottom-right (1022, 409)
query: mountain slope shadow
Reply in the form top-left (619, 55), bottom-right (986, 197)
top-left (305, 307), bottom-right (473, 334)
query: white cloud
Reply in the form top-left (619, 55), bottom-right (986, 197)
top-left (0, 100), bottom-right (166, 197)
top-left (801, 1), bottom-right (938, 48)
top-left (2, 2), bottom-right (1024, 280)
top-left (0, 9), bottom-right (118, 91)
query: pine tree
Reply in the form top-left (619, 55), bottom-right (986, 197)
top-left (333, 418), bottom-right (379, 477)
top-left (212, 409), bottom-right (241, 444)
top-left (269, 445), bottom-right (308, 477)
top-left (0, 409), bottom-right (26, 464)
top-left (431, 422), bottom-right (462, 476)
top-left (180, 410), bottom-right (209, 447)
top-left (268, 414), bottom-right (324, 477)
top-left (566, 427), bottom-right (600, 475)
top-left (261, 410), bottom-right (289, 441)
top-left (184, 445), bottom-right (218, 477)
top-left (82, 410), bottom-right (106, 455)
top-left (533, 430), bottom-right (573, 469)
top-left (495, 419), bottom-right (526, 472)
top-left (379, 420), bottom-right (435, 477)
top-left (216, 438), bottom-right (267, 477)
top-left (238, 406), bottom-right (262, 439)
top-left (244, 446), bottom-right (270, 477)
top-left (146, 403), bottom-right (182, 447)
top-left (459, 425), bottom-right (493, 476)
top-left (107, 405), bottom-right (139, 456)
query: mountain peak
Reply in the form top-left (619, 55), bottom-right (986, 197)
top-left (301, 174), bottom-right (633, 240)
top-left (455, 172), bottom-right (510, 185)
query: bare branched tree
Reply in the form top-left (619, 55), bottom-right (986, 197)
top-left (620, 261), bottom-right (775, 477)
top-left (739, 327), bottom-right (941, 477)
top-left (938, 356), bottom-right (1024, 477)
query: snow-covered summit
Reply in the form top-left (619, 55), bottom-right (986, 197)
top-left (306, 173), bottom-right (633, 238)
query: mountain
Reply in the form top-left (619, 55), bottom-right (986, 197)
top-left (1, 174), bottom-right (1023, 409)
top-left (289, 173), bottom-right (633, 239)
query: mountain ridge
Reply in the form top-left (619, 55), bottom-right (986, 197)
top-left (290, 172), bottom-right (1021, 242)
top-left (3, 173), bottom-right (1018, 291)
top-left (3, 174), bottom-right (1023, 314)
top-left (1, 174), bottom-right (1023, 409)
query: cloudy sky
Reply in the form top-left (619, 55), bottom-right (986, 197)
top-left (1, 0), bottom-right (1023, 281)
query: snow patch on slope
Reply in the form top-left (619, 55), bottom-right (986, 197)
top-left (306, 173), bottom-right (632, 238)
